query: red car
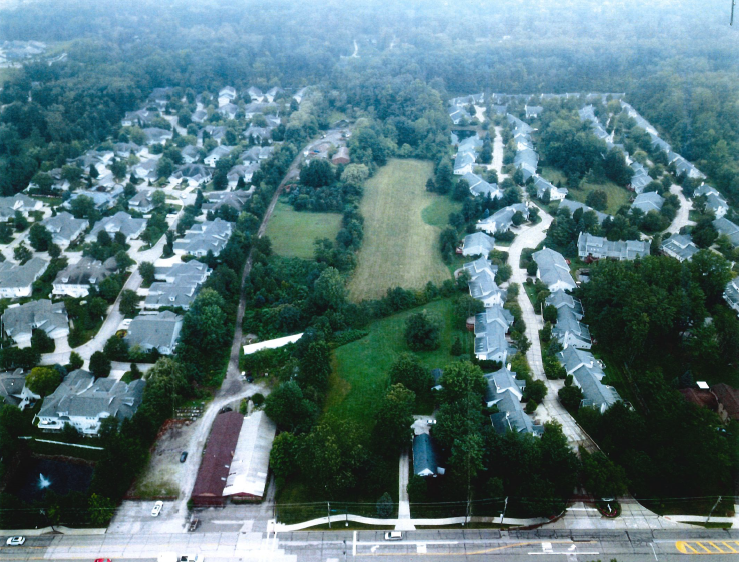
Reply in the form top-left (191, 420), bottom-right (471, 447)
top-left (94, 559), bottom-right (112, 562)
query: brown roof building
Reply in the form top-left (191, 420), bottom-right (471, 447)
top-left (331, 146), bottom-right (350, 165)
top-left (712, 383), bottom-right (739, 423)
top-left (191, 411), bottom-right (245, 507)
top-left (679, 388), bottom-right (717, 412)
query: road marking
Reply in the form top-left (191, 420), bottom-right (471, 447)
top-left (353, 531), bottom-right (357, 557)
top-left (676, 540), bottom-right (739, 554)
top-left (723, 541), bottom-right (738, 553)
top-left (355, 540), bottom-right (596, 557)
top-left (651, 542), bottom-right (658, 561)
top-left (417, 544), bottom-right (427, 554)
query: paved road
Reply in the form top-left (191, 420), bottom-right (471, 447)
top-left (6, 528), bottom-right (739, 561)
top-left (506, 207), bottom-right (597, 452)
top-left (666, 183), bottom-right (695, 235)
top-left (396, 449), bottom-right (413, 530)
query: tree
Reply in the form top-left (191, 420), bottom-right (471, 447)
top-left (270, 432), bottom-right (300, 479)
top-left (213, 169), bottom-right (228, 191)
top-left (89, 351), bottom-right (111, 379)
top-left (373, 383), bottom-right (415, 455)
top-left (68, 352), bottom-right (84, 371)
top-left (522, 379), bottom-right (548, 403)
top-left (13, 243), bottom-right (32, 264)
top-left (139, 261), bottom-right (155, 285)
top-left (142, 357), bottom-right (189, 413)
top-left (151, 190), bottom-right (166, 208)
top-left (156, 156), bottom-right (174, 179)
top-left (558, 384), bottom-right (583, 411)
top-left (31, 329), bottom-right (54, 353)
top-left (109, 158), bottom-right (127, 181)
top-left (28, 223), bottom-right (52, 252)
top-left (580, 448), bottom-right (628, 499)
top-left (89, 163), bottom-right (99, 179)
top-left (435, 157), bottom-right (453, 194)
top-left (69, 195), bottom-right (97, 220)
top-left (440, 361), bottom-right (486, 404)
top-left (298, 341), bottom-right (332, 392)
top-left (119, 289), bottom-right (139, 316)
top-left (451, 336), bottom-right (464, 355)
top-left (586, 190), bottom-right (608, 211)
top-left (300, 159), bottom-right (334, 187)
top-left (313, 267), bottom-right (346, 311)
top-left (25, 366), bottom-right (60, 397)
top-left (543, 304), bottom-right (558, 323)
top-left (388, 353), bottom-right (432, 395)
top-left (603, 148), bottom-right (633, 186)
top-left (404, 310), bottom-right (442, 351)
top-left (264, 381), bottom-right (317, 433)
top-left (87, 493), bottom-right (115, 527)
top-left (89, 297), bottom-right (108, 319)
top-left (692, 217), bottom-right (718, 248)
top-left (340, 164), bottom-right (369, 186)
top-left (103, 336), bottom-right (129, 361)
top-left (376, 492), bottom-right (394, 518)
top-left (453, 179), bottom-right (470, 201)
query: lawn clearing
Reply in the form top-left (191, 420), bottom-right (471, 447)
top-left (348, 159), bottom-right (452, 301)
top-left (541, 166), bottom-right (630, 216)
top-left (326, 298), bottom-right (471, 433)
top-left (265, 199), bottom-right (343, 259)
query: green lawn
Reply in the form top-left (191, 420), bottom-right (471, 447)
top-left (265, 199), bottom-right (343, 259)
top-left (326, 298), bottom-right (470, 433)
top-left (541, 166), bottom-right (630, 216)
top-left (348, 159), bottom-right (452, 301)
top-left (421, 195), bottom-right (462, 229)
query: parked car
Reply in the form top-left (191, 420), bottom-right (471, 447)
top-left (188, 517), bottom-right (200, 532)
top-left (151, 501), bottom-right (163, 517)
top-left (180, 451), bottom-right (188, 463)
top-left (220, 406), bottom-right (232, 413)
top-left (384, 532), bottom-right (403, 541)
top-left (427, 419), bottom-right (437, 425)
top-left (5, 536), bottom-right (25, 546)
top-left (246, 376), bottom-right (254, 383)
top-left (94, 559), bottom-right (112, 562)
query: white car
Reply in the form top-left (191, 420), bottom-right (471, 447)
top-left (427, 419), bottom-right (437, 425)
top-left (384, 532), bottom-right (403, 541)
top-left (151, 501), bottom-right (163, 517)
top-left (6, 536), bottom-right (25, 546)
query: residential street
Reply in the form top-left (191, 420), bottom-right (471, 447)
top-left (506, 205), bottom-right (598, 452)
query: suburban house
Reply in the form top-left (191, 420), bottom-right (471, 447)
top-left (486, 365), bottom-right (542, 437)
top-left (0, 257), bottom-right (49, 298)
top-left (243, 102), bottom-right (277, 119)
top-left (533, 175), bottom-right (568, 202)
top-left (202, 125), bottom-right (227, 144)
top-left (483, 365), bottom-right (524, 408)
top-left (545, 290), bottom-right (584, 319)
top-left (661, 234), bottom-right (699, 262)
top-left (711, 384), bottom-right (739, 423)
top-left (453, 151), bottom-right (475, 175)
top-left (240, 146), bottom-right (273, 163)
top-left (86, 211), bottom-right (146, 243)
top-left (0, 368), bottom-right (41, 410)
top-left (52, 257), bottom-right (117, 298)
top-left (632, 191), bottom-right (664, 214)
top-left (121, 109), bottom-right (158, 127)
top-left (217, 103), bottom-right (239, 120)
top-left (204, 145), bottom-right (234, 167)
top-left (0, 193), bottom-right (44, 221)
top-left (461, 231), bottom-right (495, 257)
top-left (182, 145), bottom-right (201, 165)
top-left (577, 232), bottom-right (649, 261)
top-left (227, 164), bottom-right (258, 187)
top-left (246, 86), bottom-right (264, 101)
top-left (514, 148), bottom-right (538, 181)
top-left (525, 104), bottom-right (543, 119)
top-left (173, 218), bottom-right (233, 257)
top-left (462, 172), bottom-right (501, 199)
top-left (190, 110), bottom-right (208, 124)
top-left (174, 164), bottom-right (211, 186)
top-left (244, 126), bottom-right (272, 144)
top-left (694, 184), bottom-right (729, 218)
top-left (464, 257), bottom-right (504, 307)
top-left (557, 347), bottom-right (621, 413)
top-left (142, 127), bottom-right (173, 145)
top-left (474, 304), bottom-right (515, 362)
top-left (476, 204), bottom-right (529, 235)
top-left (671, 153), bottom-right (706, 180)
top-left (145, 279), bottom-right (200, 310)
top-left (412, 433), bottom-right (443, 477)
top-left (203, 191), bottom-right (251, 214)
top-left (218, 86), bottom-right (237, 106)
top-left (552, 306), bottom-right (592, 350)
top-left (558, 199), bottom-right (610, 224)
top-left (35, 369), bottom-right (145, 435)
top-left (2, 299), bottom-right (69, 347)
top-left (154, 260), bottom-right (211, 284)
top-left (127, 189), bottom-right (156, 213)
top-left (448, 105), bottom-right (471, 125)
top-left (132, 157), bottom-right (159, 181)
top-left (124, 311), bottom-right (183, 355)
top-left (629, 162), bottom-right (651, 193)
top-left (578, 104), bottom-right (610, 141)
top-left (713, 217), bottom-right (739, 247)
top-left (532, 248), bottom-right (576, 292)
top-left (724, 278), bottom-right (739, 315)
top-left (41, 212), bottom-right (88, 249)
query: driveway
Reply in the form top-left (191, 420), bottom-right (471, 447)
top-left (666, 183), bottom-right (695, 235)
top-left (507, 206), bottom-right (598, 452)
top-left (492, 126), bottom-right (507, 179)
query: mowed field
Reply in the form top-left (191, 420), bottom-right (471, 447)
top-left (265, 199), bottom-right (343, 259)
top-left (348, 159), bottom-right (452, 301)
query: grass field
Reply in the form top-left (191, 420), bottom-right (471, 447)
top-left (265, 199), bottom-right (343, 259)
top-left (326, 298), bottom-right (471, 433)
top-left (541, 166), bottom-right (630, 215)
top-left (348, 159), bottom-right (452, 301)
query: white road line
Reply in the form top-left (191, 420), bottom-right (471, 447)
top-left (651, 542), bottom-right (658, 561)
top-left (352, 531), bottom-right (357, 557)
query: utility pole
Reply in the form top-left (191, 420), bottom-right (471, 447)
top-left (500, 496), bottom-right (509, 526)
top-left (707, 496), bottom-right (722, 523)
top-left (328, 501), bottom-right (331, 529)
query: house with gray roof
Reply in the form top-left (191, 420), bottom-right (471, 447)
top-left (182, 145), bottom-right (201, 164)
top-left (202, 125), bottom-right (228, 144)
top-left (533, 175), bottom-right (567, 202)
top-left (448, 105), bottom-right (472, 125)
top-left (553, 306), bottom-right (592, 350)
top-left (577, 232), bottom-right (649, 261)
top-left (0, 193), bottom-right (44, 221)
top-left (490, 392), bottom-right (542, 436)
top-left (525, 105), bottom-right (543, 119)
top-left (694, 184), bottom-right (728, 218)
top-left (532, 248), bottom-right (576, 292)
top-left (514, 148), bottom-right (538, 181)
top-left (725, 279), bottom-right (739, 315)
top-left (412, 434), bottom-right (443, 477)
top-left (474, 304), bottom-right (515, 362)
top-left (121, 109), bottom-right (159, 127)
top-left (128, 189), bottom-right (157, 214)
top-left (217, 103), bottom-right (239, 120)
top-left (713, 217), bottom-right (739, 247)
top-left (142, 127), bottom-right (172, 145)
top-left (41, 212), bottom-right (88, 249)
top-left (476, 204), bottom-right (529, 235)
top-left (227, 164), bottom-right (259, 187)
top-left (86, 211), bottom-right (146, 243)
top-left (661, 234), bottom-right (699, 262)
top-left (464, 257), bottom-right (504, 307)
top-left (243, 102), bottom-right (278, 118)
top-left (52, 257), bottom-right (117, 298)
top-left (204, 145), bottom-right (234, 168)
top-left (462, 232), bottom-right (495, 257)
top-left (632, 191), bottom-right (664, 214)
top-left (558, 199), bottom-right (610, 224)
top-left (144, 281), bottom-right (200, 311)
top-left (2, 299), bottom-right (68, 347)
top-left (154, 260), bottom-right (211, 285)
top-left (629, 162), bottom-right (652, 194)
top-left (240, 146), bottom-right (273, 163)
top-left (173, 218), bottom-right (233, 257)
top-left (174, 164), bottom-right (211, 186)
top-left (0, 368), bottom-right (39, 409)
top-left (0, 257), bottom-right (49, 299)
top-left (190, 110), bottom-right (208, 125)
top-left (556, 347), bottom-right (619, 413)
top-left (125, 311), bottom-right (183, 355)
top-left (453, 151), bottom-right (475, 175)
top-left (35, 369), bottom-right (145, 435)
top-left (483, 366), bottom-right (525, 408)
top-left (203, 191), bottom-right (251, 214)
top-left (244, 126), bottom-right (271, 143)
top-left (545, 290), bottom-right (584, 319)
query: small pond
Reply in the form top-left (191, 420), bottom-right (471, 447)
top-left (7, 457), bottom-right (93, 502)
